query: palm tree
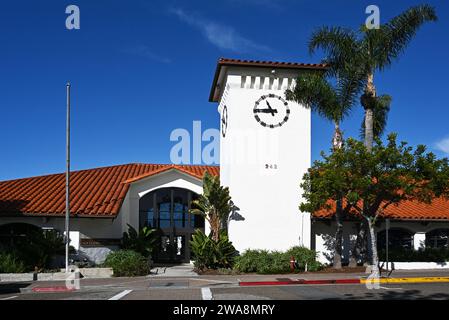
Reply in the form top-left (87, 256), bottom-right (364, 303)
top-left (286, 66), bottom-right (364, 268)
top-left (309, 4), bottom-right (437, 151)
top-left (308, 4), bottom-right (437, 266)
top-left (190, 171), bottom-right (232, 242)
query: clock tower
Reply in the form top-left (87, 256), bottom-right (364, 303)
top-left (209, 58), bottom-right (326, 252)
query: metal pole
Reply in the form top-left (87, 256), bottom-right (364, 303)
top-left (386, 218), bottom-right (390, 276)
top-left (65, 83), bottom-right (71, 273)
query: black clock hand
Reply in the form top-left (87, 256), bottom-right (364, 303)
top-left (254, 109), bottom-right (278, 114)
top-left (266, 101), bottom-right (276, 116)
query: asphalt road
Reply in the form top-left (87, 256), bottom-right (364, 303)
top-left (1, 279), bottom-right (449, 300)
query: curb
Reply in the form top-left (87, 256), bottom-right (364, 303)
top-left (239, 276), bottom-right (449, 286)
top-left (239, 278), bottom-right (360, 286)
top-left (360, 276), bottom-right (449, 284)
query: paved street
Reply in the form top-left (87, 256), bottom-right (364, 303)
top-left (1, 271), bottom-right (449, 300)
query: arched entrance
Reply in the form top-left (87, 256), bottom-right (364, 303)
top-left (0, 223), bottom-right (42, 248)
top-left (139, 187), bottom-right (204, 263)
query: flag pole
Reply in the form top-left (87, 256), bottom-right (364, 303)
top-left (65, 82), bottom-right (71, 273)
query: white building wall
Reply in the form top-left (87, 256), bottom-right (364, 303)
top-left (217, 67), bottom-right (311, 253)
top-left (312, 219), bottom-right (449, 264)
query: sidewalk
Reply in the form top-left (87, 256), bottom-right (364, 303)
top-left (7, 268), bottom-right (449, 294)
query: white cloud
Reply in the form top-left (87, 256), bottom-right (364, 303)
top-left (170, 8), bottom-right (271, 54)
top-left (435, 137), bottom-right (449, 155)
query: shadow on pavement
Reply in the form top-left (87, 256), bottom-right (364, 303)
top-left (0, 282), bottom-right (32, 294)
top-left (326, 289), bottom-right (449, 300)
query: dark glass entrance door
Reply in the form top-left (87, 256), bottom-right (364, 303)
top-left (139, 187), bottom-right (204, 263)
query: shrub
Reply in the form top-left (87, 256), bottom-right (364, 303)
top-left (104, 250), bottom-right (150, 277)
top-left (121, 224), bottom-right (159, 258)
top-left (0, 252), bottom-right (26, 273)
top-left (0, 225), bottom-right (71, 270)
top-left (234, 246), bottom-right (323, 274)
top-left (233, 249), bottom-right (269, 273)
top-left (286, 246), bottom-right (319, 271)
top-left (190, 230), bottom-right (237, 271)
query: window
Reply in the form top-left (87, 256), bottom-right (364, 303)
top-left (425, 229), bottom-right (449, 248)
top-left (377, 228), bottom-right (414, 250)
top-left (139, 187), bottom-right (202, 230)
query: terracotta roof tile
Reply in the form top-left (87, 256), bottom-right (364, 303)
top-left (216, 58), bottom-right (328, 70)
top-left (0, 164), bottom-right (219, 218)
top-left (314, 197), bottom-right (449, 221)
top-left (209, 57), bottom-right (327, 102)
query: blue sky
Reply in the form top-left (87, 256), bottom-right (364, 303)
top-left (0, 0), bottom-right (448, 180)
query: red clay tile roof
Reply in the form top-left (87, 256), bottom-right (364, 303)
top-left (216, 58), bottom-right (328, 70)
top-left (314, 198), bottom-right (449, 221)
top-left (209, 57), bottom-right (327, 102)
top-left (0, 164), bottom-right (219, 218)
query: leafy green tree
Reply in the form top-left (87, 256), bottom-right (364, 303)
top-left (122, 224), bottom-right (159, 258)
top-left (190, 171), bottom-right (232, 242)
top-left (285, 67), bottom-right (365, 268)
top-left (308, 4), bottom-right (437, 264)
top-left (300, 134), bottom-right (449, 275)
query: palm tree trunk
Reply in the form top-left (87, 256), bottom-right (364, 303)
top-left (363, 73), bottom-right (376, 152)
top-left (332, 121), bottom-right (343, 269)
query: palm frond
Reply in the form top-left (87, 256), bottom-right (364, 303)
top-left (286, 71), bottom-right (339, 122)
top-left (375, 4), bottom-right (437, 70)
top-left (309, 26), bottom-right (360, 77)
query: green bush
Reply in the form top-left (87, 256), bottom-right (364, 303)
top-left (234, 246), bottom-right (323, 274)
top-left (378, 248), bottom-right (449, 262)
top-left (121, 224), bottom-right (159, 258)
top-left (0, 252), bottom-right (26, 273)
top-left (0, 225), bottom-right (71, 270)
top-left (104, 250), bottom-right (150, 277)
top-left (190, 230), bottom-right (237, 271)
top-left (286, 246), bottom-right (319, 271)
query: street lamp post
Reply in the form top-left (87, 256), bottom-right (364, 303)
top-left (65, 83), bottom-right (71, 273)
top-left (386, 218), bottom-right (390, 276)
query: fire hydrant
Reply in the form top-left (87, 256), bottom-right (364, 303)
top-left (290, 256), bottom-right (296, 273)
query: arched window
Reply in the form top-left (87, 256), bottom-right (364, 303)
top-left (377, 228), bottom-right (414, 251)
top-left (139, 188), bottom-right (204, 230)
top-left (425, 229), bottom-right (449, 249)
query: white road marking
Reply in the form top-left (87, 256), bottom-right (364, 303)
top-left (108, 289), bottom-right (132, 300)
top-left (188, 278), bottom-right (234, 284)
top-left (380, 286), bottom-right (403, 290)
top-left (0, 296), bottom-right (18, 300)
top-left (201, 287), bottom-right (213, 300)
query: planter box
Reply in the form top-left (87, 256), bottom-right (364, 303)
top-left (381, 261), bottom-right (449, 270)
top-left (0, 273), bottom-right (35, 282)
top-left (59, 267), bottom-right (113, 278)
top-left (79, 268), bottom-right (113, 278)
top-left (0, 268), bottom-right (113, 282)
top-left (37, 272), bottom-right (71, 281)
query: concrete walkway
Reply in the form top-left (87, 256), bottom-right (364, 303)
top-left (149, 263), bottom-right (198, 277)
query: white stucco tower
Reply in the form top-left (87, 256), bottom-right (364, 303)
top-left (209, 58), bottom-right (325, 252)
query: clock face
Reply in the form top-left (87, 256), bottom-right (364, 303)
top-left (221, 105), bottom-right (228, 137)
top-left (253, 94), bottom-right (290, 128)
